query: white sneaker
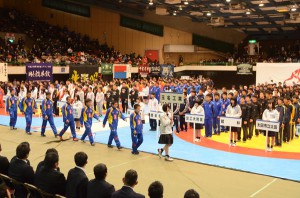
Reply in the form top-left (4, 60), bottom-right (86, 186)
top-left (165, 156), bottom-right (174, 161)
top-left (232, 142), bottom-right (236, 147)
top-left (194, 138), bottom-right (199, 142)
top-left (270, 147), bottom-right (273, 152)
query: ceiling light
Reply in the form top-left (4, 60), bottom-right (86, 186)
top-left (206, 12), bottom-right (211, 16)
top-left (184, 0), bottom-right (189, 5)
top-left (226, 0), bottom-right (231, 2)
top-left (173, 11), bottom-right (177, 16)
top-left (179, 5), bottom-right (183, 11)
top-left (291, 5), bottom-right (297, 12)
top-left (149, 0), bottom-right (153, 5)
top-left (246, 9), bottom-right (251, 15)
top-left (259, 1), bottom-right (264, 7)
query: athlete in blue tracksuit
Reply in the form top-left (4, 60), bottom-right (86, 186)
top-left (6, 89), bottom-right (18, 130)
top-left (19, 92), bottom-right (37, 135)
top-left (80, 98), bottom-right (100, 146)
top-left (59, 96), bottom-right (79, 141)
top-left (203, 94), bottom-right (214, 137)
top-left (212, 93), bottom-right (222, 135)
top-left (41, 92), bottom-right (58, 137)
top-left (130, 104), bottom-right (143, 155)
top-left (103, 100), bottom-right (126, 149)
top-left (155, 84), bottom-right (161, 102)
top-left (221, 93), bottom-right (230, 132)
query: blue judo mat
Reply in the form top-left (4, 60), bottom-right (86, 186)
top-left (0, 115), bottom-right (299, 181)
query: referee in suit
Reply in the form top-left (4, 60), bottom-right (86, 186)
top-left (112, 169), bottom-right (145, 198)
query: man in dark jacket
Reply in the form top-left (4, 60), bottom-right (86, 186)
top-left (276, 97), bottom-right (286, 146)
top-left (120, 82), bottom-right (129, 113)
top-left (112, 169), bottom-right (145, 198)
top-left (66, 152), bottom-right (89, 198)
top-left (8, 142), bottom-right (34, 198)
top-left (252, 95), bottom-right (262, 137)
top-left (34, 152), bottom-right (66, 196)
top-left (239, 97), bottom-right (249, 142)
top-left (36, 148), bottom-right (59, 172)
top-left (0, 143), bottom-right (9, 175)
top-left (245, 95), bottom-right (254, 140)
top-left (87, 163), bottom-right (115, 198)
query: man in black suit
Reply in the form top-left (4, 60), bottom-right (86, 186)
top-left (36, 148), bottom-right (59, 172)
top-left (87, 163), bottom-right (115, 198)
top-left (112, 169), bottom-right (145, 198)
top-left (34, 152), bottom-right (66, 196)
top-left (148, 181), bottom-right (163, 198)
top-left (66, 152), bottom-right (89, 198)
top-left (0, 144), bottom-right (9, 175)
top-left (8, 142), bottom-right (34, 198)
top-left (184, 189), bottom-right (200, 198)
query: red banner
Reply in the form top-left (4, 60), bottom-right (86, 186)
top-left (138, 64), bottom-right (150, 77)
top-left (145, 50), bottom-right (159, 62)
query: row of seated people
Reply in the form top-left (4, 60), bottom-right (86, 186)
top-left (0, 143), bottom-right (200, 198)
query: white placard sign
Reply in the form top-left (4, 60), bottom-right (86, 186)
top-left (160, 92), bottom-right (184, 104)
top-left (127, 108), bottom-right (134, 115)
top-left (185, 114), bottom-right (204, 124)
top-left (256, 120), bottom-right (280, 132)
top-left (35, 99), bottom-right (43, 106)
top-left (57, 101), bottom-right (66, 108)
top-left (0, 63), bottom-right (8, 82)
top-left (73, 107), bottom-right (81, 119)
top-left (296, 125), bottom-right (300, 134)
top-left (150, 111), bottom-right (163, 119)
top-left (220, 116), bottom-right (242, 128)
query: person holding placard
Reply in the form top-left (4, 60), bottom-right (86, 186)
top-left (158, 104), bottom-right (174, 161)
top-left (191, 99), bottom-right (204, 142)
top-left (73, 95), bottom-right (83, 132)
top-left (149, 93), bottom-right (159, 131)
top-left (262, 100), bottom-right (279, 151)
top-left (19, 91), bottom-right (37, 135)
top-left (226, 97), bottom-right (242, 146)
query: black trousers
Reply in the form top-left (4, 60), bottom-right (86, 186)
top-left (240, 122), bottom-right (248, 141)
top-left (179, 115), bottom-right (187, 131)
top-left (248, 121), bottom-right (254, 139)
top-left (121, 99), bottom-right (128, 113)
top-left (53, 101), bottom-right (59, 116)
top-left (276, 126), bottom-right (283, 146)
top-left (283, 123), bottom-right (291, 142)
top-left (150, 118), bottom-right (157, 130)
top-left (173, 115), bottom-right (180, 132)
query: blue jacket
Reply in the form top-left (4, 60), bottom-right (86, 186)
top-left (203, 101), bottom-right (214, 119)
top-left (81, 107), bottom-right (99, 126)
top-left (155, 86), bottom-right (160, 102)
top-left (62, 103), bottom-right (74, 122)
top-left (41, 99), bottom-right (54, 117)
top-left (19, 97), bottom-right (37, 114)
top-left (221, 98), bottom-right (230, 115)
top-left (130, 112), bottom-right (143, 134)
top-left (103, 107), bottom-right (125, 129)
top-left (149, 86), bottom-right (155, 95)
top-left (175, 86), bottom-right (182, 94)
top-left (212, 100), bottom-right (222, 117)
top-left (195, 85), bottom-right (201, 93)
top-left (6, 95), bottom-right (18, 112)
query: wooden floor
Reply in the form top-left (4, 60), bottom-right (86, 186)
top-left (0, 125), bottom-right (299, 198)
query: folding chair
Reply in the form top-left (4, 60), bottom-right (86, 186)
top-left (24, 183), bottom-right (54, 198)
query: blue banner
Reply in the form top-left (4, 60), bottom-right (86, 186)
top-left (160, 64), bottom-right (174, 78)
top-left (26, 63), bottom-right (53, 81)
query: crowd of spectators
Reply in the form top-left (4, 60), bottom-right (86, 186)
top-left (0, 142), bottom-right (200, 198)
top-left (0, 9), bottom-right (145, 66)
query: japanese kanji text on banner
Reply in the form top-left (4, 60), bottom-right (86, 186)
top-left (26, 63), bottom-right (53, 81)
top-left (0, 63), bottom-right (8, 82)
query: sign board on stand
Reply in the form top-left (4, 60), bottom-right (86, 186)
top-left (256, 120), bottom-right (280, 151)
top-left (185, 114), bottom-right (205, 142)
top-left (150, 111), bottom-right (164, 138)
top-left (220, 116), bottom-right (242, 146)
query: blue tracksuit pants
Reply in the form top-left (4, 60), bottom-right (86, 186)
top-left (59, 121), bottom-right (76, 138)
top-left (25, 113), bottom-right (32, 133)
top-left (81, 123), bottom-right (94, 144)
top-left (212, 117), bottom-right (220, 134)
top-left (131, 133), bottom-right (143, 153)
top-left (205, 118), bottom-right (213, 137)
top-left (9, 110), bottom-right (17, 128)
top-left (108, 127), bottom-right (121, 147)
top-left (41, 116), bottom-right (57, 135)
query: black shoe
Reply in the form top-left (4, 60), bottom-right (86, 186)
top-left (26, 132), bottom-right (32, 135)
top-left (12, 127), bottom-right (17, 130)
top-left (41, 134), bottom-right (46, 137)
top-left (132, 151), bottom-right (139, 155)
top-left (55, 134), bottom-right (59, 138)
top-left (107, 145), bottom-right (113, 148)
top-left (117, 146), bottom-right (123, 150)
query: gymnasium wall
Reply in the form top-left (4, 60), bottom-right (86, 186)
top-left (4, 0), bottom-right (192, 63)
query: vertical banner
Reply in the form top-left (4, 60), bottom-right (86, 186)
top-left (26, 63), bottom-right (53, 81)
top-left (0, 63), bottom-right (8, 82)
top-left (145, 50), bottom-right (159, 62)
top-left (138, 64), bottom-right (149, 77)
top-left (149, 63), bottom-right (161, 76)
top-left (113, 64), bottom-right (131, 79)
top-left (100, 63), bottom-right (113, 75)
top-left (69, 64), bottom-right (99, 83)
top-left (160, 64), bottom-right (174, 78)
